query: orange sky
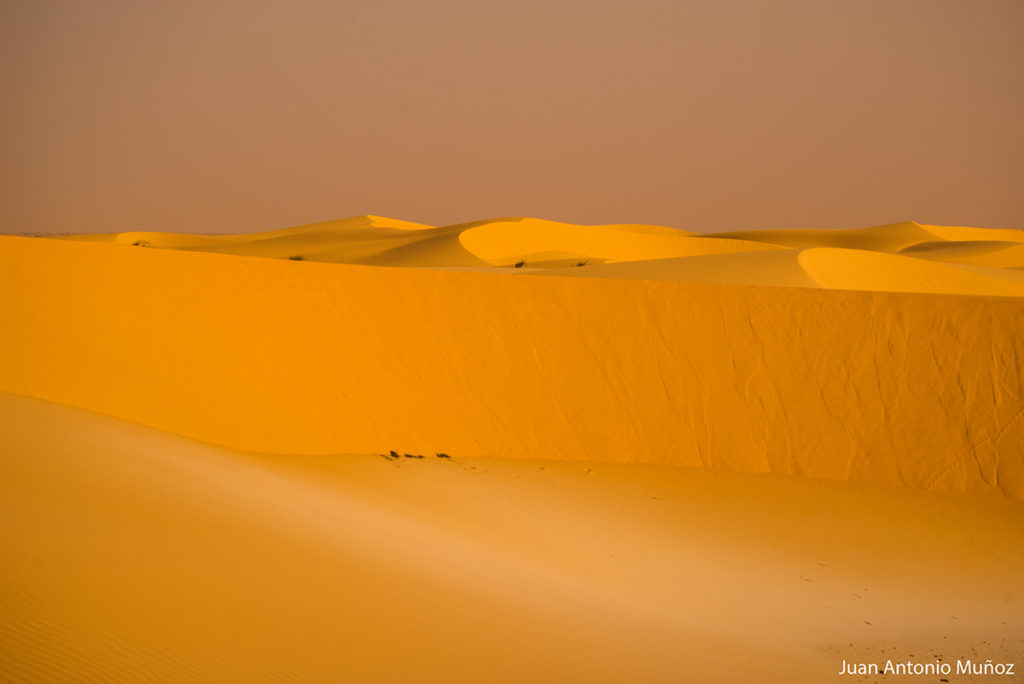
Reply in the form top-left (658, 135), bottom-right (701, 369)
top-left (1, 0), bottom-right (1021, 234)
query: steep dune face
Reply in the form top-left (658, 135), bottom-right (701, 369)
top-left (2, 232), bottom-right (1022, 498)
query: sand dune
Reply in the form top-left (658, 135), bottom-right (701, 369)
top-left (2, 222), bottom-right (1023, 498)
top-left (43, 217), bottom-right (1024, 297)
top-left (2, 216), bottom-right (1023, 681)
top-left (455, 217), bottom-right (782, 266)
top-left (901, 240), bottom-right (1024, 269)
top-left (706, 221), bottom-right (940, 252)
top-left (548, 249), bottom-right (820, 288)
top-left (2, 394), bottom-right (1021, 683)
top-left (798, 247), bottom-right (1024, 297)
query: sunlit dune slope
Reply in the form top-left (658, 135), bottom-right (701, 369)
top-left (454, 217), bottom-right (783, 266)
top-left (901, 241), bottom-right (1024, 269)
top-left (2, 233), bottom-right (1022, 498)
top-left (2, 394), bottom-right (1022, 683)
top-left (798, 248), bottom-right (1024, 297)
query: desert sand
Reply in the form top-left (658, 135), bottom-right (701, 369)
top-left (1, 216), bottom-right (1023, 681)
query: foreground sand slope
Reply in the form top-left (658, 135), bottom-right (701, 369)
top-left (2, 234), bottom-right (1022, 497)
top-left (2, 394), bottom-right (1021, 683)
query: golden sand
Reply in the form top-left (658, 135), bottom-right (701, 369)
top-left (1, 217), bottom-right (1022, 681)
top-left (2, 218), bottom-right (1022, 496)
top-left (2, 395), bottom-right (1021, 683)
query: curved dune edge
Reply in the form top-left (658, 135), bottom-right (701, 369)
top-left (797, 248), bottom-right (1024, 297)
top-left (2, 393), bottom-right (1022, 683)
top-left (456, 218), bottom-right (779, 266)
top-left (46, 217), bottom-right (1024, 297)
top-left (901, 240), bottom-right (1024, 269)
top-left (2, 235), bottom-right (1023, 499)
top-left (544, 249), bottom-right (819, 288)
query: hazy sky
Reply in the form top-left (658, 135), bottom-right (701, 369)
top-left (2, 0), bottom-right (1021, 234)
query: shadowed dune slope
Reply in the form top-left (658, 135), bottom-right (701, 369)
top-left (901, 241), bottom-right (1024, 269)
top-left (705, 221), bottom-right (939, 252)
top-left (545, 250), bottom-right (819, 288)
top-left (705, 221), bottom-right (1024, 253)
top-left (2, 235), bottom-right (1022, 498)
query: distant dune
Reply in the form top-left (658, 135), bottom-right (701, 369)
top-left (2, 217), bottom-right (1023, 499)
top-left (45, 216), bottom-right (1024, 293)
